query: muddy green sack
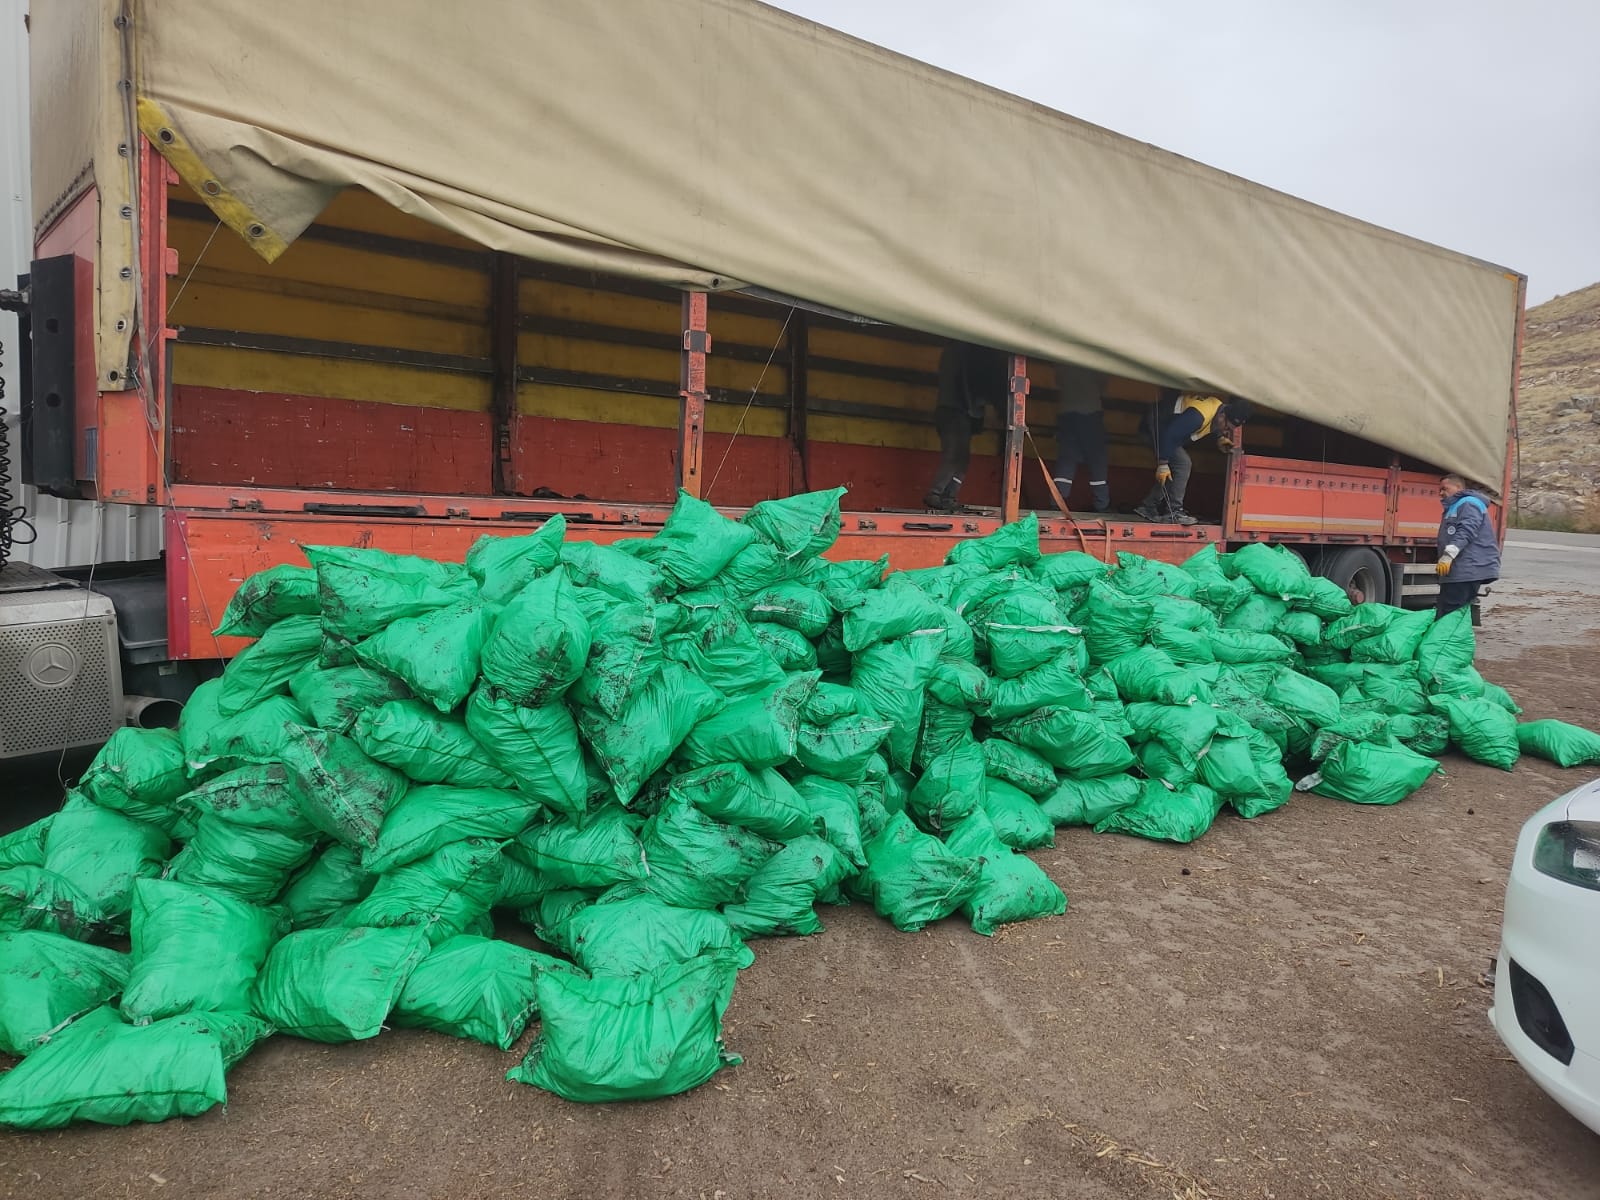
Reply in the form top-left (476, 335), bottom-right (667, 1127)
top-left (980, 778), bottom-right (1055, 850)
top-left (669, 762), bottom-right (819, 841)
top-left (560, 541), bottom-right (672, 603)
top-left (851, 630), bottom-right (945, 771)
top-left (510, 806), bottom-right (647, 891)
top-left (628, 490), bottom-right (756, 588)
top-left (1110, 552), bottom-right (1201, 601)
top-left (353, 597), bottom-right (492, 714)
top-left (1278, 611), bottom-right (1323, 647)
top-left (1264, 668), bottom-right (1342, 728)
top-left (344, 838), bottom-right (504, 943)
top-left (508, 947), bottom-right (745, 1103)
top-left (1079, 579), bottom-right (1154, 663)
top-left (723, 836), bottom-right (856, 938)
top-left (480, 567), bottom-right (592, 706)
top-left (1221, 593), bottom-right (1290, 636)
top-left (793, 775), bottom-right (868, 869)
top-left (304, 544), bottom-right (476, 641)
top-left (1351, 607), bottom-right (1434, 665)
top-left (466, 514), bottom-right (566, 605)
top-left (980, 587), bottom-right (1080, 679)
top-left (215, 563), bottom-right (321, 637)
top-left (666, 603), bottom-right (786, 698)
top-left (0, 817), bottom-right (51, 871)
top-left (216, 614), bottom-right (323, 715)
top-left (0, 932), bottom-right (129, 1056)
top-left (1038, 774), bottom-right (1142, 827)
top-left (166, 813), bottom-right (316, 905)
top-left (842, 584), bottom-right (953, 650)
top-left (41, 798), bottom-right (170, 932)
top-left (559, 889), bottom-right (753, 975)
top-left (852, 812), bottom-right (983, 933)
top-left (742, 487), bottom-right (846, 559)
top-left (393, 934), bottom-right (570, 1050)
top-left (751, 622), bottom-right (818, 671)
top-left (288, 663), bottom-right (410, 735)
top-left (795, 714), bottom-right (896, 783)
top-left (681, 671), bottom-right (818, 770)
top-left (279, 727), bottom-right (408, 851)
top-left (638, 801), bottom-right (780, 910)
top-left (121, 879), bottom-right (286, 1023)
top-left (1516, 719), bottom-right (1600, 768)
top-left (988, 652), bottom-right (1093, 721)
top-left (0, 1005), bottom-right (270, 1129)
top-left (280, 846), bottom-right (376, 930)
top-left (365, 786), bottom-right (541, 875)
top-left (1032, 550), bottom-right (1110, 591)
top-left (1231, 543), bottom-right (1315, 600)
top-left (745, 582), bottom-right (831, 639)
top-left (946, 513), bottom-right (1041, 570)
top-left (568, 601), bottom-right (676, 718)
top-left (1205, 628), bottom-right (1294, 665)
top-left (1104, 646), bottom-right (1209, 705)
top-left (466, 689), bottom-right (589, 816)
top-left (78, 727), bottom-right (190, 822)
top-left (981, 738), bottom-right (1058, 797)
top-left (1324, 603), bottom-right (1401, 649)
top-left (1302, 739), bottom-right (1441, 805)
top-left (578, 663), bottom-right (723, 804)
top-left (1200, 724), bottom-right (1292, 818)
top-left (1415, 607), bottom-right (1475, 682)
top-left (180, 680), bottom-right (308, 773)
top-left (254, 924), bottom-right (431, 1042)
top-left (354, 699), bottom-right (511, 788)
top-left (995, 705), bottom-right (1135, 777)
top-left (1094, 781), bottom-right (1225, 844)
top-left (906, 738), bottom-right (986, 833)
top-left (944, 810), bottom-right (1066, 936)
top-left (1431, 695), bottom-right (1520, 770)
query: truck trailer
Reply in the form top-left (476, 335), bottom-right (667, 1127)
top-left (1, 0), bottom-right (1522, 760)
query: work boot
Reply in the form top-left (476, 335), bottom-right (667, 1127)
top-left (923, 486), bottom-right (958, 513)
top-left (1133, 503), bottom-right (1162, 522)
top-left (1168, 508), bottom-right (1198, 526)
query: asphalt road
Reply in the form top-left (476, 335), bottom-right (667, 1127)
top-left (1482, 530), bottom-right (1600, 650)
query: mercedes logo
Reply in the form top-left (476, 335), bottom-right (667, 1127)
top-left (25, 643), bottom-right (81, 689)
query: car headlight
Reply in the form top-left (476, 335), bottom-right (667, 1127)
top-left (1533, 821), bottom-right (1600, 892)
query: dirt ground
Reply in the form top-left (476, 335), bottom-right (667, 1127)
top-left (4, 585), bottom-right (1600, 1199)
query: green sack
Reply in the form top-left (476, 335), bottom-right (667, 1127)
top-left (1094, 781), bottom-right (1225, 843)
top-left (354, 699), bottom-right (512, 788)
top-left (510, 806), bottom-right (647, 891)
top-left (1199, 724), bottom-right (1292, 818)
top-left (996, 706), bottom-right (1135, 777)
top-left (289, 663), bottom-right (410, 734)
top-left (1309, 711), bottom-right (1392, 762)
top-left (344, 838), bottom-right (505, 942)
top-left (278, 726), bottom-right (409, 851)
top-left (927, 657), bottom-right (994, 711)
top-left (304, 544), bottom-right (476, 641)
top-left (1324, 603), bottom-right (1401, 650)
top-left (681, 672), bottom-right (818, 770)
top-left (1482, 683), bottom-right (1522, 715)
top-left (723, 836), bottom-right (856, 938)
top-left (1180, 544), bottom-right (1254, 612)
top-left (742, 487), bottom-right (846, 558)
top-left (666, 603), bottom-right (787, 698)
top-left (566, 601), bottom-right (677, 718)
top-left (981, 738), bottom-right (1059, 797)
top-left (627, 490), bottom-right (755, 588)
top-left (558, 889), bottom-right (753, 975)
top-left (980, 778), bottom-right (1055, 850)
top-left (638, 801), bottom-right (780, 910)
top-left (216, 614), bottom-right (323, 715)
top-left (1431, 695), bottom-right (1520, 771)
top-left (906, 738), bottom-right (986, 833)
top-left (750, 622), bottom-right (817, 671)
top-left (915, 702), bottom-right (976, 772)
top-left (0, 932), bottom-right (129, 1055)
top-left (1038, 774), bottom-right (1142, 827)
top-left (744, 582), bottom-right (831, 639)
top-left (1517, 719), bottom-right (1600, 768)
top-left (578, 663), bottom-right (724, 804)
top-left (180, 679), bottom-right (308, 773)
top-left (507, 947), bottom-right (744, 1102)
top-left (979, 588), bottom-right (1080, 679)
top-left (1221, 593), bottom-right (1290, 636)
top-left (280, 845), bottom-right (376, 930)
top-left (1295, 574), bottom-right (1354, 621)
top-left (719, 540), bottom-right (792, 598)
top-left (466, 689), bottom-right (589, 816)
top-left (214, 563), bottom-right (321, 637)
top-left (0, 1005), bottom-right (270, 1129)
top-left (1032, 550), bottom-right (1111, 591)
top-left (1264, 668), bottom-right (1342, 728)
top-left (353, 597), bottom-right (493, 714)
top-left (479, 568), bottom-right (592, 706)
top-left (852, 812), bottom-right (983, 932)
top-left (945, 513), bottom-right (1041, 570)
top-left (1136, 738), bottom-right (1199, 789)
top-left (944, 810), bottom-right (1066, 936)
top-left (1363, 671), bottom-right (1432, 717)
top-left (795, 714), bottom-right (896, 784)
top-left (254, 924), bottom-right (430, 1041)
top-left (166, 814), bottom-right (316, 905)
top-left (1125, 701), bottom-right (1220, 769)
top-left (77, 727), bottom-right (190, 824)
top-left (1231, 543), bottom-right (1315, 600)
top-left (793, 775), bottom-right (869, 869)
top-left (802, 554), bottom-right (888, 611)
top-left (1079, 580), bottom-right (1154, 664)
top-left (669, 762), bottom-right (820, 841)
top-left (1302, 739), bottom-right (1441, 805)
top-left (1385, 711), bottom-right (1451, 756)
top-left (1206, 628), bottom-right (1294, 665)
top-left (988, 651), bottom-right (1093, 721)
top-left (392, 934), bottom-right (571, 1050)
top-left (121, 879), bottom-right (285, 1023)
top-left (1110, 552), bottom-right (1201, 601)
top-left (176, 762), bottom-right (315, 835)
top-left (466, 514), bottom-right (566, 606)
top-left (1351, 607), bottom-right (1435, 664)
top-left (0, 816), bottom-right (52, 870)
top-left (1274, 610), bottom-right (1322, 647)
top-left (1104, 646), bottom-right (1208, 706)
top-left (851, 631), bottom-right (946, 771)
top-left (1415, 607), bottom-right (1475, 682)
top-left (842, 584), bottom-right (953, 651)
top-left (41, 798), bottom-right (170, 932)
top-left (365, 786), bottom-right (541, 875)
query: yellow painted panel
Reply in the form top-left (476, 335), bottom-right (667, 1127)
top-left (809, 327), bottom-right (940, 373)
top-left (704, 403), bottom-right (786, 438)
top-left (172, 344), bottom-right (490, 411)
top-left (706, 307), bottom-right (791, 350)
top-left (170, 216), bottom-right (490, 308)
top-left (707, 355), bottom-right (787, 397)
top-left (808, 413), bottom-right (1007, 455)
top-left (311, 189), bottom-right (489, 250)
top-left (517, 383), bottom-right (678, 429)
top-left (170, 284), bottom-right (489, 358)
top-left (520, 280), bottom-right (680, 334)
top-left (809, 368), bottom-right (935, 412)
top-left (519, 335), bottom-right (679, 384)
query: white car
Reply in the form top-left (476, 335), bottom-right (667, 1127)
top-left (1491, 778), bottom-right (1600, 1134)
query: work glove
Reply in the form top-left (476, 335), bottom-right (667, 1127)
top-left (1217, 434), bottom-right (1236, 454)
top-left (1155, 463), bottom-right (1173, 485)
top-left (1435, 557), bottom-right (1453, 577)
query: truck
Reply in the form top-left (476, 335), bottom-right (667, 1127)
top-left (1, 0), bottom-right (1522, 762)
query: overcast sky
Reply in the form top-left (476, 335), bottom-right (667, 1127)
top-left (771, 0), bottom-right (1599, 305)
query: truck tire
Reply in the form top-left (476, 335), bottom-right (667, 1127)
top-left (1317, 547), bottom-right (1391, 607)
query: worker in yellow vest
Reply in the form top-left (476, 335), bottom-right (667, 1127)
top-left (1134, 390), bottom-right (1252, 524)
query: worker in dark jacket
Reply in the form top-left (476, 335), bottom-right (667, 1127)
top-left (924, 342), bottom-right (1011, 512)
top-left (1134, 390), bottom-right (1252, 524)
top-left (1052, 364), bottom-right (1111, 513)
top-left (1435, 474), bottom-right (1501, 617)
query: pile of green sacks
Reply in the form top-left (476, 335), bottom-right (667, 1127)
top-left (2, 493), bottom-right (1596, 1129)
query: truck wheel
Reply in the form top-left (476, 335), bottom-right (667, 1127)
top-left (1318, 547), bottom-right (1391, 606)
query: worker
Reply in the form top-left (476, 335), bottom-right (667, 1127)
top-left (1133, 390), bottom-right (1252, 525)
top-left (1435, 473), bottom-right (1501, 617)
top-left (924, 342), bottom-right (1011, 512)
top-left (1052, 364), bottom-right (1111, 513)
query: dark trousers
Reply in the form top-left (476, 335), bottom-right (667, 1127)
top-left (1437, 579), bottom-right (1487, 618)
top-left (1054, 411), bottom-right (1110, 512)
top-left (929, 405), bottom-right (978, 499)
top-left (1140, 443), bottom-right (1192, 512)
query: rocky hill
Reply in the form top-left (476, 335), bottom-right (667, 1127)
top-left (1514, 281), bottom-right (1600, 529)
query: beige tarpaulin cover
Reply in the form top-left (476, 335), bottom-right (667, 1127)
top-left (35, 0), bottom-right (1522, 487)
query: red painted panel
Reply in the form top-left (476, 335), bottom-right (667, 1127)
top-left (700, 433), bottom-right (793, 507)
top-left (511, 415), bottom-right (677, 503)
top-left (806, 443), bottom-right (1003, 511)
top-left (171, 387), bottom-right (493, 494)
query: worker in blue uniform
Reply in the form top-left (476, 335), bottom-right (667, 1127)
top-left (1435, 473), bottom-right (1501, 617)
